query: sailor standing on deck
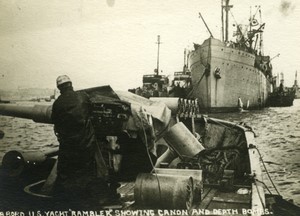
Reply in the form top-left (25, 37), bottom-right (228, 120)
top-left (51, 75), bottom-right (115, 206)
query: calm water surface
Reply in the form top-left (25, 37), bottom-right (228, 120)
top-left (0, 100), bottom-right (299, 205)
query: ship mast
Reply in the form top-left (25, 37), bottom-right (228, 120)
top-left (183, 48), bottom-right (190, 73)
top-left (184, 49), bottom-right (187, 73)
top-left (259, 7), bottom-right (263, 55)
top-left (222, 0), bottom-right (233, 42)
top-left (184, 49), bottom-right (186, 67)
top-left (221, 0), bottom-right (224, 41)
top-left (294, 71), bottom-right (298, 87)
top-left (280, 72), bottom-right (284, 87)
top-left (249, 6), bottom-right (253, 49)
top-left (155, 35), bottom-right (161, 75)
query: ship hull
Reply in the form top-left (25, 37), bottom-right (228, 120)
top-left (189, 38), bottom-right (272, 112)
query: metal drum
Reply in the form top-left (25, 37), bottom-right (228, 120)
top-left (163, 122), bottom-right (205, 160)
top-left (134, 170), bottom-right (202, 209)
top-left (154, 168), bottom-right (203, 207)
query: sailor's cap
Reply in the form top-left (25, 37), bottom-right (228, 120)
top-left (56, 75), bottom-right (72, 87)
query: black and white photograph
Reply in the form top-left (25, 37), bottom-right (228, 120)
top-left (0, 0), bottom-right (299, 215)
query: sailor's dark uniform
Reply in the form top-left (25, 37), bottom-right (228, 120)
top-left (51, 86), bottom-right (110, 205)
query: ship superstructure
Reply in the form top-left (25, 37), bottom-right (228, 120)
top-left (188, 0), bottom-right (273, 112)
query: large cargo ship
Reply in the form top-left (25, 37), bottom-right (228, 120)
top-left (188, 0), bottom-right (273, 112)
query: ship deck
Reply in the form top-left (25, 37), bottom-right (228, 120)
top-left (111, 181), bottom-right (252, 216)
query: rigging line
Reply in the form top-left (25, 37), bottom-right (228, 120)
top-left (254, 146), bottom-right (281, 196)
top-left (255, 178), bottom-right (272, 195)
top-left (139, 114), bottom-right (162, 202)
top-left (186, 43), bottom-right (209, 98)
top-left (207, 117), bottom-right (237, 131)
top-left (252, 5), bottom-right (260, 19)
top-left (254, 179), bottom-right (266, 210)
top-left (187, 69), bottom-right (207, 98)
top-left (229, 10), bottom-right (249, 44)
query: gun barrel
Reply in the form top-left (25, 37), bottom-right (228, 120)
top-left (0, 104), bottom-right (52, 124)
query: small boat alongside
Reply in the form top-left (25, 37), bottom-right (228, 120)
top-left (267, 73), bottom-right (295, 107)
top-left (267, 90), bottom-right (295, 107)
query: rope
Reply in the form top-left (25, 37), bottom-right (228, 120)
top-left (253, 145), bottom-right (281, 195)
top-left (186, 38), bottom-right (211, 99)
top-left (255, 178), bottom-right (272, 195)
top-left (139, 114), bottom-right (162, 202)
top-left (206, 117), bottom-right (236, 131)
top-left (187, 70), bottom-right (207, 98)
top-left (229, 10), bottom-right (250, 48)
top-left (254, 179), bottom-right (266, 210)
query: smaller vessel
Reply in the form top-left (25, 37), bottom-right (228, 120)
top-left (129, 36), bottom-right (192, 99)
top-left (128, 35), bottom-right (170, 98)
top-left (267, 73), bottom-right (295, 107)
top-left (168, 49), bottom-right (193, 98)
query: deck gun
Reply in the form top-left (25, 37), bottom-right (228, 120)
top-left (0, 86), bottom-right (204, 178)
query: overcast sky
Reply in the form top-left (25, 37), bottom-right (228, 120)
top-left (0, 0), bottom-right (299, 90)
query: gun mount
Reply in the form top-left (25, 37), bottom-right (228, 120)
top-left (0, 86), bottom-right (202, 180)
